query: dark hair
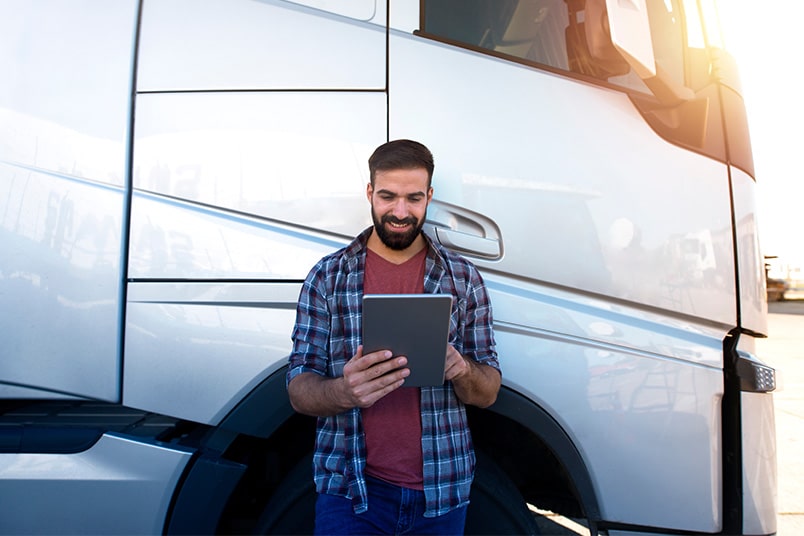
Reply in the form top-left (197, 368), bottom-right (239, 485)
top-left (368, 139), bottom-right (434, 187)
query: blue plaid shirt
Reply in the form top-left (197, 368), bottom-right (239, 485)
top-left (287, 227), bottom-right (499, 517)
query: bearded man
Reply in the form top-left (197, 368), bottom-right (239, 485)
top-left (287, 139), bottom-right (501, 535)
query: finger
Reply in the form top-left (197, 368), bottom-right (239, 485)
top-left (446, 344), bottom-right (462, 362)
top-left (444, 349), bottom-right (468, 381)
top-left (343, 355), bottom-right (408, 395)
top-left (443, 347), bottom-right (458, 378)
top-left (354, 372), bottom-right (408, 408)
top-left (368, 355), bottom-right (408, 378)
top-left (345, 348), bottom-right (392, 375)
top-left (362, 348), bottom-right (396, 364)
top-left (356, 349), bottom-right (396, 368)
top-left (444, 363), bottom-right (457, 381)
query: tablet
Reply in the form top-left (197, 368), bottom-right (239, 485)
top-left (362, 294), bottom-right (453, 387)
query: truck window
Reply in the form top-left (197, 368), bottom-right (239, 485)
top-left (421, 0), bottom-right (686, 95)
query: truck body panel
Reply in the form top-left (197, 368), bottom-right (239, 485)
top-left (0, 432), bottom-right (192, 535)
top-left (0, 0), bottom-right (138, 402)
top-left (0, 0), bottom-right (776, 534)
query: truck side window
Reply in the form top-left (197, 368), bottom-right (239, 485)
top-left (421, 0), bottom-right (686, 95)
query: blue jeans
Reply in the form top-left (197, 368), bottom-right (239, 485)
top-left (314, 476), bottom-right (467, 535)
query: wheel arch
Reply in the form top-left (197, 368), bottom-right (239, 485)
top-left (166, 365), bottom-right (310, 534)
top-left (165, 368), bottom-right (602, 533)
top-left (471, 386), bottom-right (602, 524)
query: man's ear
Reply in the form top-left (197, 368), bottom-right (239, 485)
top-left (427, 186), bottom-right (434, 202)
top-left (366, 183), bottom-right (373, 202)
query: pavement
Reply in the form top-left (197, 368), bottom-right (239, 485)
top-left (758, 298), bottom-right (804, 535)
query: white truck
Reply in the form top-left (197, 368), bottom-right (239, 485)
top-left (0, 1), bottom-right (776, 534)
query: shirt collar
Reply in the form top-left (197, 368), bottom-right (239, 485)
top-left (346, 226), bottom-right (448, 269)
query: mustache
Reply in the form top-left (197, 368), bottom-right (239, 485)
top-left (381, 214), bottom-right (418, 226)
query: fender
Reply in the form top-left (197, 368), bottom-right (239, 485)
top-left (165, 367), bottom-right (292, 534)
top-left (488, 387), bottom-right (602, 525)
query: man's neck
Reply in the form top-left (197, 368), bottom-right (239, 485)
top-left (366, 230), bottom-right (427, 265)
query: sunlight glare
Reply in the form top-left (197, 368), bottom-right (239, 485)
top-left (718, 1), bottom-right (804, 264)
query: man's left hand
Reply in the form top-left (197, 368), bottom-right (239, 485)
top-left (443, 344), bottom-right (501, 408)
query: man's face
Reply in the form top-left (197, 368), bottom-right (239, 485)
top-left (367, 167), bottom-right (433, 251)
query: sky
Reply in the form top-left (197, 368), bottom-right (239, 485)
top-left (718, 2), bottom-right (804, 268)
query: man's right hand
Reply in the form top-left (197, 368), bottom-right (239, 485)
top-left (287, 346), bottom-right (409, 417)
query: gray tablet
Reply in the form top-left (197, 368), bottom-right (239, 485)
top-left (362, 294), bottom-right (453, 387)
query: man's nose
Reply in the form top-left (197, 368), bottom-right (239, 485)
top-left (392, 198), bottom-right (410, 218)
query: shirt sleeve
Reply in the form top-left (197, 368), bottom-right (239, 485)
top-left (462, 265), bottom-right (501, 373)
top-left (287, 262), bottom-right (332, 385)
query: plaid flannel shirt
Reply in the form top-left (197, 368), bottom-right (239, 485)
top-left (287, 227), bottom-right (499, 517)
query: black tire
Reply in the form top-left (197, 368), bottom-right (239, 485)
top-left (253, 453), bottom-right (315, 535)
top-left (254, 450), bottom-right (540, 535)
top-left (466, 451), bottom-right (540, 535)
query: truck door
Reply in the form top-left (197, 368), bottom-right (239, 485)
top-left (125, 0), bottom-right (387, 423)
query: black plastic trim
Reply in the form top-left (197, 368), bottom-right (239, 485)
top-left (721, 329), bottom-right (744, 534)
top-left (164, 368), bottom-right (295, 534)
top-left (165, 454), bottom-right (247, 535)
top-left (218, 367), bottom-right (294, 439)
top-left (0, 426), bottom-right (102, 454)
top-left (735, 352), bottom-right (776, 393)
top-left (596, 520), bottom-right (706, 535)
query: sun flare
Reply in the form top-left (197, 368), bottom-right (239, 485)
top-left (717, 1), bottom-right (804, 264)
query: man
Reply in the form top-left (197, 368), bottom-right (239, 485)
top-left (287, 139), bottom-right (501, 535)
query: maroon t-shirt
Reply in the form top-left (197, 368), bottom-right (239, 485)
top-left (361, 247), bottom-right (427, 490)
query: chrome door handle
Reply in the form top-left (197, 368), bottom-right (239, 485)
top-left (424, 200), bottom-right (502, 260)
top-left (433, 227), bottom-right (501, 259)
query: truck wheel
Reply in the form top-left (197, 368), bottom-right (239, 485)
top-left (253, 453), bottom-right (315, 535)
top-left (466, 451), bottom-right (541, 535)
top-left (254, 450), bottom-right (539, 534)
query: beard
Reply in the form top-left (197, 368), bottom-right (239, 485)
top-left (371, 209), bottom-right (424, 251)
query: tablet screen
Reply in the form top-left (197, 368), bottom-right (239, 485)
top-left (362, 294), bottom-right (453, 387)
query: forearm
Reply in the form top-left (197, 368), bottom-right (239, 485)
top-left (288, 349), bottom-right (410, 416)
top-left (287, 372), bottom-right (351, 417)
top-left (452, 360), bottom-right (501, 408)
